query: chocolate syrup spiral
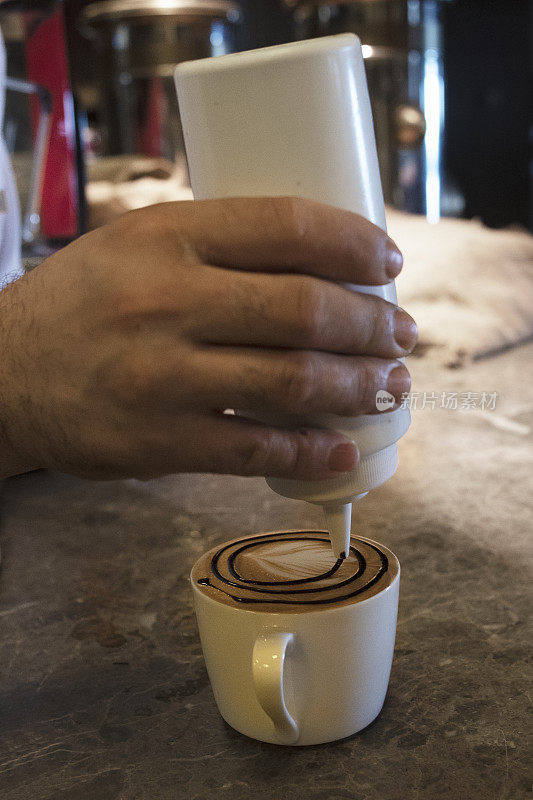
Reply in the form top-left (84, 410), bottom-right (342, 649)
top-left (193, 531), bottom-right (391, 608)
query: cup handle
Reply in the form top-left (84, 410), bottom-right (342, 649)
top-left (252, 632), bottom-right (299, 745)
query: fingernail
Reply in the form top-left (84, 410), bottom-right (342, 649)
top-left (328, 442), bottom-right (358, 472)
top-left (394, 307), bottom-right (418, 351)
top-left (387, 364), bottom-right (411, 403)
top-left (386, 242), bottom-right (403, 279)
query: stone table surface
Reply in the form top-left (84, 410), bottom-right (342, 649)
top-left (1, 344), bottom-right (532, 800)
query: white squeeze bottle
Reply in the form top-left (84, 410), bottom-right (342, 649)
top-left (175, 35), bottom-right (410, 558)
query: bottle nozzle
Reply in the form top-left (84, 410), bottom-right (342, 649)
top-left (323, 503), bottom-right (352, 560)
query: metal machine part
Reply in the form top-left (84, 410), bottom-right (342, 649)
top-left (5, 77), bottom-right (52, 245)
top-left (82, 0), bottom-right (241, 159)
top-left (285, 0), bottom-right (454, 220)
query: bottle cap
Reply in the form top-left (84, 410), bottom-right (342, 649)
top-left (267, 443), bottom-right (399, 505)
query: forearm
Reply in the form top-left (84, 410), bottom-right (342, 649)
top-left (0, 413), bottom-right (33, 479)
top-left (0, 277), bottom-right (39, 478)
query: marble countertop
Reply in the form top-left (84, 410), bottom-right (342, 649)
top-left (1, 344), bottom-right (532, 800)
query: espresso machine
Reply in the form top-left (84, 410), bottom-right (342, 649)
top-left (82, 0), bottom-right (241, 160)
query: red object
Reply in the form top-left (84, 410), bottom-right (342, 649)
top-left (136, 77), bottom-right (167, 158)
top-left (25, 6), bottom-right (79, 240)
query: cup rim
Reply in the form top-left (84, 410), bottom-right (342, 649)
top-left (190, 530), bottom-right (400, 617)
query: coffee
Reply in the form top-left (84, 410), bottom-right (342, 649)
top-left (191, 531), bottom-right (399, 612)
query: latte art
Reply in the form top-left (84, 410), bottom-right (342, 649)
top-left (192, 531), bottom-right (398, 612)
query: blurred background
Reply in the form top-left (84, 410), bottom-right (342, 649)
top-left (0, 0), bottom-right (530, 251)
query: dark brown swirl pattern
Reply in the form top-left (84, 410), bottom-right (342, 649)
top-left (191, 531), bottom-right (398, 612)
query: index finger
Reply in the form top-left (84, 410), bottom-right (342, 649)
top-left (170, 196), bottom-right (403, 286)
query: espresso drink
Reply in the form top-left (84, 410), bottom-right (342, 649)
top-left (191, 531), bottom-right (399, 613)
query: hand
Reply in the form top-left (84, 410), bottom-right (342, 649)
top-left (0, 197), bottom-right (416, 481)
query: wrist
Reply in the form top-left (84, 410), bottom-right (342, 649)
top-left (0, 278), bottom-right (40, 479)
top-left (0, 415), bottom-right (36, 479)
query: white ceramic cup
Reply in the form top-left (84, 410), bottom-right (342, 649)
top-left (191, 531), bottom-right (400, 746)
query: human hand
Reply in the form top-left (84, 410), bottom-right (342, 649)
top-left (0, 197), bottom-right (416, 481)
